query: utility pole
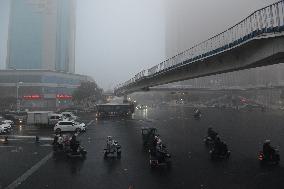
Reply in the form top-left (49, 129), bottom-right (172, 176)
top-left (16, 82), bottom-right (23, 112)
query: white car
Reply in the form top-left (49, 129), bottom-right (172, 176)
top-left (0, 126), bottom-right (6, 134)
top-left (2, 120), bottom-right (13, 125)
top-left (0, 122), bottom-right (11, 130)
top-left (0, 123), bottom-right (11, 133)
top-left (54, 120), bottom-right (86, 133)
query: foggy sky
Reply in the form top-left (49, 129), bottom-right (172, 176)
top-left (164, 0), bottom-right (278, 58)
top-left (0, 0), bottom-right (279, 90)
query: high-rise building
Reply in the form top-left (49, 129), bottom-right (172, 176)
top-left (6, 0), bottom-right (76, 73)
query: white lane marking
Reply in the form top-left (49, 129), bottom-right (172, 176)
top-left (38, 137), bottom-right (53, 141)
top-left (3, 139), bottom-right (24, 141)
top-left (87, 120), bottom-right (94, 126)
top-left (7, 135), bottom-right (36, 139)
top-left (0, 146), bottom-right (16, 148)
top-left (40, 144), bottom-right (52, 147)
top-left (4, 152), bottom-right (53, 189)
top-left (5, 136), bottom-right (53, 141)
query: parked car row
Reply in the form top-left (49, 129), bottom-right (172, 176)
top-left (0, 117), bottom-right (13, 134)
top-left (51, 112), bottom-right (86, 133)
top-left (26, 111), bottom-right (79, 126)
top-left (2, 110), bottom-right (86, 134)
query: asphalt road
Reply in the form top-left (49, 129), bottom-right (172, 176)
top-left (1, 107), bottom-right (284, 189)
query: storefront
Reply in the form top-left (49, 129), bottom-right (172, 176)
top-left (0, 70), bottom-right (94, 111)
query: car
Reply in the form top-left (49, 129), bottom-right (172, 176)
top-left (0, 126), bottom-right (6, 134)
top-left (2, 120), bottom-right (14, 125)
top-left (0, 122), bottom-right (12, 130)
top-left (136, 104), bottom-right (148, 110)
top-left (49, 114), bottom-right (63, 125)
top-left (61, 112), bottom-right (78, 120)
top-left (54, 120), bottom-right (86, 133)
top-left (0, 123), bottom-right (11, 133)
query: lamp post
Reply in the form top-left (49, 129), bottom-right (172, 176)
top-left (16, 82), bottom-right (23, 112)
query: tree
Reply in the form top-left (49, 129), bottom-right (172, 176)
top-left (72, 81), bottom-right (103, 106)
top-left (0, 97), bottom-right (16, 110)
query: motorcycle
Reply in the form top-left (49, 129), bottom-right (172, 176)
top-left (149, 144), bottom-right (171, 168)
top-left (104, 138), bottom-right (121, 159)
top-left (258, 149), bottom-right (280, 165)
top-left (66, 143), bottom-right (87, 158)
top-left (52, 135), bottom-right (64, 152)
top-left (141, 127), bottom-right (158, 148)
top-left (53, 136), bottom-right (87, 158)
top-left (210, 145), bottom-right (230, 160)
top-left (194, 112), bottom-right (202, 120)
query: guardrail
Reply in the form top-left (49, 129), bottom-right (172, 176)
top-left (116, 0), bottom-right (284, 91)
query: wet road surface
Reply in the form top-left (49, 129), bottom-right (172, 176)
top-left (1, 107), bottom-right (284, 189)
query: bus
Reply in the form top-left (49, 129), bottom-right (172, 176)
top-left (95, 103), bottom-right (134, 118)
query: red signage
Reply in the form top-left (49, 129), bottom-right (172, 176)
top-left (56, 94), bottom-right (72, 99)
top-left (23, 94), bottom-right (41, 100)
top-left (241, 98), bottom-right (248, 103)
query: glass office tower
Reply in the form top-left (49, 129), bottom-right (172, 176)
top-left (6, 0), bottom-right (76, 73)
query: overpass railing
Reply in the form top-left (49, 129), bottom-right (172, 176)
top-left (116, 0), bottom-right (284, 91)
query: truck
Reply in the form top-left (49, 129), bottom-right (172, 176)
top-left (27, 111), bottom-right (53, 125)
top-left (95, 103), bottom-right (134, 118)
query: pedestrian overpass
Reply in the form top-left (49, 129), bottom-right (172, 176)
top-left (115, 1), bottom-right (284, 96)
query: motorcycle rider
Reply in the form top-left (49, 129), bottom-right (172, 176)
top-left (207, 127), bottom-right (218, 140)
top-left (194, 108), bottom-right (202, 119)
top-left (194, 109), bottom-right (200, 115)
top-left (156, 137), bottom-right (163, 151)
top-left (57, 134), bottom-right (64, 149)
top-left (263, 140), bottom-right (275, 158)
top-left (53, 134), bottom-right (59, 145)
top-left (152, 135), bottom-right (159, 150)
top-left (155, 138), bottom-right (166, 162)
top-left (106, 136), bottom-right (115, 152)
top-left (70, 135), bottom-right (79, 153)
top-left (213, 137), bottom-right (222, 153)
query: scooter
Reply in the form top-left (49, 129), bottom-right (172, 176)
top-left (194, 112), bottom-right (202, 120)
top-left (104, 140), bottom-right (121, 159)
top-left (67, 144), bottom-right (87, 158)
top-left (210, 147), bottom-right (230, 160)
top-left (149, 145), bottom-right (171, 168)
top-left (258, 150), bottom-right (280, 165)
top-left (53, 138), bottom-right (87, 158)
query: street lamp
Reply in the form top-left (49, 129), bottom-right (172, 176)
top-left (16, 81), bottom-right (23, 112)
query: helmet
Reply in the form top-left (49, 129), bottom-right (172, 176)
top-left (264, 139), bottom-right (271, 144)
